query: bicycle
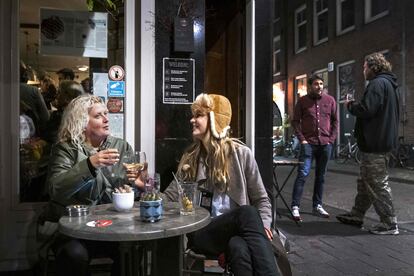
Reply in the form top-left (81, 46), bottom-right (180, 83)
top-left (283, 135), bottom-right (300, 158)
top-left (334, 132), bottom-right (361, 164)
top-left (388, 136), bottom-right (412, 169)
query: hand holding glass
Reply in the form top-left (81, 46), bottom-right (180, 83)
top-left (123, 151), bottom-right (147, 188)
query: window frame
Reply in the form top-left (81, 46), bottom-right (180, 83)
top-left (336, 0), bottom-right (355, 35)
top-left (313, 0), bottom-right (328, 45)
top-left (313, 68), bottom-right (329, 88)
top-left (365, 0), bottom-right (389, 24)
top-left (294, 4), bottom-right (307, 54)
top-left (272, 36), bottom-right (281, 77)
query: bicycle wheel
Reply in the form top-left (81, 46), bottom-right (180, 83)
top-left (354, 146), bottom-right (361, 164)
top-left (335, 144), bottom-right (349, 164)
top-left (387, 152), bottom-right (398, 168)
top-left (398, 145), bottom-right (410, 168)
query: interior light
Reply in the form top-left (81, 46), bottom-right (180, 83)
top-left (78, 65), bottom-right (89, 72)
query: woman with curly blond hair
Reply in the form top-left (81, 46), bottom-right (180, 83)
top-left (45, 94), bottom-right (134, 275)
top-left (163, 93), bottom-right (280, 276)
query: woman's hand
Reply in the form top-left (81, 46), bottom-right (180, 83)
top-left (89, 148), bottom-right (119, 169)
top-left (124, 162), bottom-right (148, 190)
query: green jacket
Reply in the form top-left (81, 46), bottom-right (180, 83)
top-left (46, 136), bottom-right (132, 219)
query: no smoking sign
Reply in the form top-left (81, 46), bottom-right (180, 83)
top-left (108, 65), bottom-right (125, 81)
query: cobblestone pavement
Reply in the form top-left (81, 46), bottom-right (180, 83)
top-left (274, 161), bottom-right (414, 275)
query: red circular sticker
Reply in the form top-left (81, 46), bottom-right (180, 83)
top-left (86, 219), bottom-right (113, 228)
top-left (107, 98), bottom-right (123, 113)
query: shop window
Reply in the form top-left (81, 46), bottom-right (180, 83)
top-left (336, 0), bottom-right (355, 35)
top-left (18, 0), bottom-right (125, 202)
top-left (337, 61), bottom-right (356, 144)
top-left (295, 75), bottom-right (308, 100)
top-left (313, 0), bottom-right (328, 45)
top-left (295, 4), bottom-right (307, 54)
top-left (365, 0), bottom-right (389, 23)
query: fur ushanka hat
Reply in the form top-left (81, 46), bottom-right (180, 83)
top-left (192, 93), bottom-right (232, 139)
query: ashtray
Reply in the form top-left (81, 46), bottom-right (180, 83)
top-left (66, 205), bottom-right (89, 217)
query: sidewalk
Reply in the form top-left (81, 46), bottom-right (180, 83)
top-left (327, 160), bottom-right (414, 185)
top-left (274, 162), bottom-right (414, 275)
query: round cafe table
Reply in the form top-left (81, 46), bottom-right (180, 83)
top-left (59, 202), bottom-right (210, 276)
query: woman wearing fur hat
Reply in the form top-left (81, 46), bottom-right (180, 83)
top-left (163, 93), bottom-right (280, 276)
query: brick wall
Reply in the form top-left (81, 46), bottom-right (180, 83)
top-left (275, 0), bottom-right (414, 143)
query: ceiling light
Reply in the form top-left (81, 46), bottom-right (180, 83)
top-left (77, 65), bottom-right (89, 72)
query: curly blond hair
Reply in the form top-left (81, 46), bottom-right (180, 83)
top-left (58, 95), bottom-right (105, 148)
top-left (177, 94), bottom-right (240, 192)
top-left (365, 52), bottom-right (392, 74)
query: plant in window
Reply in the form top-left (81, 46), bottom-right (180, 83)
top-left (86, 0), bottom-right (124, 18)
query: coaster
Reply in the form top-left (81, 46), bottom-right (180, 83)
top-left (86, 219), bottom-right (113, 227)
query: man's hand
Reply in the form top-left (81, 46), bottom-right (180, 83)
top-left (264, 227), bottom-right (273, 240)
top-left (301, 140), bottom-right (308, 144)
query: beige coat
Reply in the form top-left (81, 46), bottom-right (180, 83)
top-left (163, 143), bottom-right (273, 228)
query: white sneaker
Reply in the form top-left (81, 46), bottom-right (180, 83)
top-left (313, 204), bottom-right (329, 218)
top-left (292, 206), bottom-right (302, 221)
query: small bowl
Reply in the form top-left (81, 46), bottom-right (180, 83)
top-left (66, 205), bottom-right (89, 217)
top-left (112, 192), bottom-right (134, 212)
top-left (140, 199), bottom-right (163, 222)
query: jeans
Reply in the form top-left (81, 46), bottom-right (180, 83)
top-left (291, 143), bottom-right (332, 208)
top-left (188, 205), bottom-right (279, 276)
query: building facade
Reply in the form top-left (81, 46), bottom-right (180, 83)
top-left (273, 0), bottom-right (414, 145)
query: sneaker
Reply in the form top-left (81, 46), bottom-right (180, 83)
top-left (369, 223), bottom-right (399, 235)
top-left (291, 206), bottom-right (302, 221)
top-left (313, 204), bottom-right (329, 218)
top-left (336, 212), bottom-right (363, 227)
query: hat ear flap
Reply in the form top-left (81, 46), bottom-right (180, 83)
top-left (209, 111), bottom-right (231, 139)
top-left (209, 111), bottom-right (220, 139)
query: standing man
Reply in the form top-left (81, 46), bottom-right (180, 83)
top-left (291, 74), bottom-right (338, 221)
top-left (336, 53), bottom-right (399, 235)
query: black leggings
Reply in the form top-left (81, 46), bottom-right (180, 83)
top-left (188, 205), bottom-right (280, 276)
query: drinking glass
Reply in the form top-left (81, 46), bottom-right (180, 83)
top-left (134, 151), bottom-right (147, 173)
top-left (145, 172), bottom-right (160, 192)
top-left (178, 182), bottom-right (197, 215)
top-left (121, 151), bottom-right (138, 185)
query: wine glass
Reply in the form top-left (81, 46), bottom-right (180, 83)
top-left (122, 151), bottom-right (147, 185)
top-left (134, 151), bottom-right (147, 173)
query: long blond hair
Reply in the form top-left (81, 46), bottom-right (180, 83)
top-left (58, 95), bottom-right (104, 148)
top-left (177, 94), bottom-right (238, 192)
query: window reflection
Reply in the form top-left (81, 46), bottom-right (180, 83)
top-left (19, 0), bottom-right (125, 202)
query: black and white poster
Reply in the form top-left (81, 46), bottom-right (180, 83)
top-left (162, 58), bottom-right (195, 104)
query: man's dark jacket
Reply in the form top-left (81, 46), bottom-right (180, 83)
top-left (348, 72), bottom-right (399, 153)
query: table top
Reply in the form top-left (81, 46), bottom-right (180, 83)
top-left (59, 202), bottom-right (211, 242)
top-left (273, 158), bottom-right (303, 166)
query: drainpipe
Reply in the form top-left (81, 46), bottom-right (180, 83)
top-left (401, 0), bottom-right (407, 137)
